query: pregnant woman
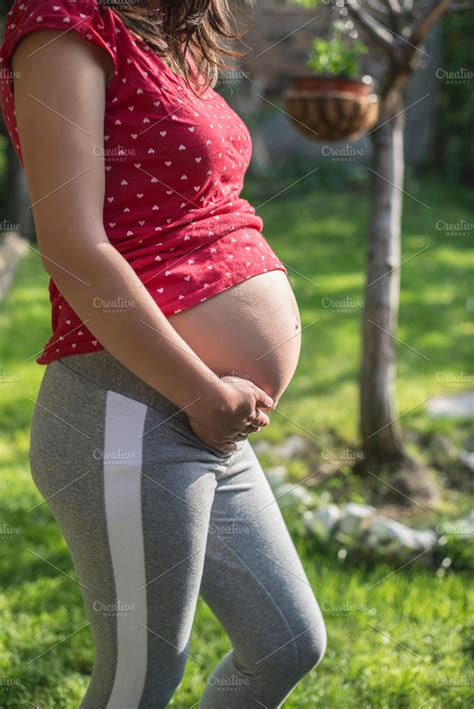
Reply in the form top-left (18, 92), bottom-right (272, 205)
top-left (1, 1), bottom-right (326, 706)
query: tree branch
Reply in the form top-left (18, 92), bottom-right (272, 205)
top-left (409, 0), bottom-right (451, 46)
top-left (346, 2), bottom-right (395, 52)
top-left (365, 0), bottom-right (391, 17)
top-left (382, 0), bottom-right (402, 31)
top-left (384, 0), bottom-right (402, 13)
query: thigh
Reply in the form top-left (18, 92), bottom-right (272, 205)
top-left (139, 405), bottom-right (220, 694)
top-left (200, 440), bottom-right (325, 670)
top-left (29, 361), bottom-right (220, 706)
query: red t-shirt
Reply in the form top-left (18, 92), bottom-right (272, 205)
top-left (0, 0), bottom-right (287, 364)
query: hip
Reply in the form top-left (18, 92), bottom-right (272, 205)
top-left (30, 352), bottom-right (240, 477)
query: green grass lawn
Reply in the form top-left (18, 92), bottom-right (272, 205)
top-left (0, 176), bottom-right (473, 707)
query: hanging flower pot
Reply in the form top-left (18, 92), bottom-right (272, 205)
top-left (283, 33), bottom-right (379, 142)
top-left (284, 75), bottom-right (379, 142)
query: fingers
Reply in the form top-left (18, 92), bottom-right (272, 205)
top-left (220, 442), bottom-right (238, 453)
top-left (252, 384), bottom-right (274, 410)
top-left (251, 410), bottom-right (270, 428)
top-left (246, 421), bottom-right (262, 431)
top-left (218, 422), bottom-right (264, 451)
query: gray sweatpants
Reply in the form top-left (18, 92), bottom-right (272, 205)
top-left (29, 350), bottom-right (326, 708)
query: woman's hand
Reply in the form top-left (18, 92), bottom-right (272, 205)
top-left (186, 375), bottom-right (274, 453)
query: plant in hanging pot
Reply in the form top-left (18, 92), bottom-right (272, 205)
top-left (300, 34), bottom-right (369, 91)
top-left (284, 25), bottom-right (379, 141)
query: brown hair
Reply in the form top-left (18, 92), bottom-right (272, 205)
top-left (99, 1), bottom-right (244, 93)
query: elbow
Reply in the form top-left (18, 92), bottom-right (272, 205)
top-left (40, 251), bottom-right (62, 278)
top-left (37, 228), bottom-right (108, 281)
top-left (36, 225), bottom-right (80, 279)
top-left (39, 248), bottom-right (77, 282)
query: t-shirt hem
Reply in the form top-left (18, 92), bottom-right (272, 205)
top-left (36, 263), bottom-right (288, 365)
top-left (157, 263), bottom-right (288, 316)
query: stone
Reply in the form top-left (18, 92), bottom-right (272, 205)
top-left (463, 434), bottom-right (474, 452)
top-left (276, 483), bottom-right (313, 509)
top-left (304, 504), bottom-right (341, 540)
top-left (265, 465), bottom-right (287, 487)
top-left (427, 392), bottom-right (474, 419)
top-left (251, 439), bottom-right (272, 456)
top-left (252, 435), bottom-right (310, 460)
top-left (461, 509), bottom-right (474, 528)
top-left (366, 516), bottom-right (437, 553)
top-left (337, 503), bottom-right (377, 536)
top-left (438, 510), bottom-right (474, 537)
top-left (272, 434), bottom-right (309, 460)
top-left (459, 450), bottom-right (474, 472)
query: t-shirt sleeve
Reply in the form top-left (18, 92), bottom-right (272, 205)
top-left (1, 0), bottom-right (118, 82)
top-left (0, 0), bottom-right (118, 159)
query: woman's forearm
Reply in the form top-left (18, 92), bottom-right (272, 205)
top-left (45, 238), bottom-right (222, 412)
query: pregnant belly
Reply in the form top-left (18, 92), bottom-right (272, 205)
top-left (168, 270), bottom-right (301, 403)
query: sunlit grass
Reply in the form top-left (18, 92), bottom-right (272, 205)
top-left (0, 177), bottom-right (472, 707)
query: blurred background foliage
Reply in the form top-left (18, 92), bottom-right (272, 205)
top-left (434, 12), bottom-right (474, 183)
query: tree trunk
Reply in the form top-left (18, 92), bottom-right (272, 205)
top-left (360, 105), bottom-right (406, 463)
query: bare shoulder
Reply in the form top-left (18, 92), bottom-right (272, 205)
top-left (10, 26), bottom-right (114, 86)
top-left (10, 26), bottom-right (111, 256)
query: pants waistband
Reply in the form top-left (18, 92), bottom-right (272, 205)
top-left (56, 350), bottom-right (189, 424)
